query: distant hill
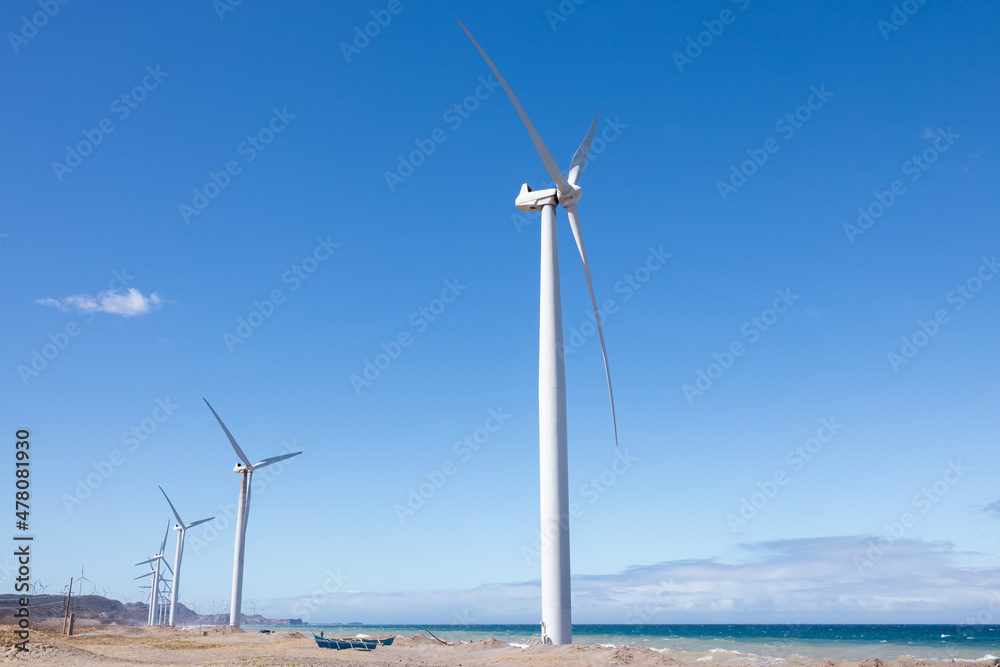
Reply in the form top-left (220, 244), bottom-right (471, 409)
top-left (0, 594), bottom-right (303, 626)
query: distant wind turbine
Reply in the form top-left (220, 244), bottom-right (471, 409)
top-left (76, 566), bottom-right (93, 597)
top-left (159, 486), bottom-right (214, 627)
top-left (135, 522), bottom-right (173, 626)
top-left (459, 22), bottom-right (619, 646)
top-left (203, 398), bottom-right (301, 627)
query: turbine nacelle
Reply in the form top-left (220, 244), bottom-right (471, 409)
top-left (515, 184), bottom-right (557, 212)
top-left (514, 183), bottom-right (583, 212)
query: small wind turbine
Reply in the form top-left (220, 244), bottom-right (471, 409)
top-left (203, 398), bottom-right (302, 627)
top-left (459, 23), bottom-right (619, 646)
top-left (31, 579), bottom-right (46, 595)
top-left (134, 575), bottom-right (155, 625)
top-left (157, 577), bottom-right (172, 625)
top-left (76, 566), bottom-right (93, 597)
top-left (135, 522), bottom-right (173, 626)
top-left (159, 486), bottom-right (214, 626)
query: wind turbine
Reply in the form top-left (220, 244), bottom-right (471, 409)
top-left (157, 577), bottom-right (172, 625)
top-left (159, 486), bottom-right (214, 627)
top-left (459, 22), bottom-right (618, 646)
top-left (76, 566), bottom-right (93, 597)
top-left (203, 398), bottom-right (302, 627)
top-left (135, 522), bottom-right (173, 626)
top-left (134, 573), bottom-right (156, 625)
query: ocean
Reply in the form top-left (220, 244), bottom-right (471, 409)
top-left (246, 624), bottom-right (1000, 661)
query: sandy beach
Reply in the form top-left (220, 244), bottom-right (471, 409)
top-left (4, 624), bottom-right (986, 667)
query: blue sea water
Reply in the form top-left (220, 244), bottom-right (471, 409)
top-left (246, 624), bottom-right (1000, 661)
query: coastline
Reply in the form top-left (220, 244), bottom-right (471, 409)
top-left (6, 623), bottom-right (997, 665)
top-left (248, 624), bottom-right (1000, 662)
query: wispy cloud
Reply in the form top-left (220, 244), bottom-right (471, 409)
top-left (983, 499), bottom-right (1000, 517)
top-left (38, 288), bottom-right (164, 317)
top-left (266, 537), bottom-right (1000, 624)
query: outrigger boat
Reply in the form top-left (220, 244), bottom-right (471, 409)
top-left (312, 634), bottom-right (394, 650)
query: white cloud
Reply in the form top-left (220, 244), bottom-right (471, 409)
top-left (266, 537), bottom-right (1000, 624)
top-left (37, 288), bottom-right (163, 317)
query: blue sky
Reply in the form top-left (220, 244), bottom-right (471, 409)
top-left (3, 0), bottom-right (999, 623)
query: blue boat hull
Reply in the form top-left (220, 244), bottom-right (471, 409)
top-left (313, 635), bottom-right (378, 651)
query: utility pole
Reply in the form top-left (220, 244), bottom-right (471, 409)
top-left (62, 577), bottom-right (73, 635)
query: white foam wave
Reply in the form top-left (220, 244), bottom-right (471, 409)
top-left (949, 656), bottom-right (999, 663)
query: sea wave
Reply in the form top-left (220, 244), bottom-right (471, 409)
top-left (685, 648), bottom-right (788, 665)
top-left (947, 655), bottom-right (1000, 663)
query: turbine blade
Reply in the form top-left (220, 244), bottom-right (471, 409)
top-left (160, 521), bottom-right (171, 555)
top-left (135, 558), bottom-right (157, 567)
top-left (159, 486), bottom-right (185, 527)
top-left (204, 398), bottom-right (253, 468)
top-left (567, 109), bottom-right (599, 186)
top-left (251, 451), bottom-right (302, 470)
top-left (458, 21), bottom-right (571, 195)
top-left (185, 517), bottom-right (214, 529)
top-left (134, 573), bottom-right (151, 581)
top-left (161, 559), bottom-right (173, 575)
top-left (564, 204), bottom-right (618, 445)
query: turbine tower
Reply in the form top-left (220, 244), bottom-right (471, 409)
top-left (460, 22), bottom-right (618, 646)
top-left (204, 398), bottom-right (302, 627)
top-left (135, 522), bottom-right (173, 626)
top-left (159, 486), bottom-right (214, 627)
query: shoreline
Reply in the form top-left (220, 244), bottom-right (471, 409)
top-left (5, 624), bottom-right (997, 666)
top-left (242, 623), bottom-right (1000, 662)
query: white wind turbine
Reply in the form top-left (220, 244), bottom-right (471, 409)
top-left (459, 23), bottom-right (618, 646)
top-left (135, 522), bottom-right (173, 626)
top-left (76, 565), bottom-right (93, 597)
top-left (203, 398), bottom-right (302, 627)
top-left (159, 486), bottom-right (214, 627)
